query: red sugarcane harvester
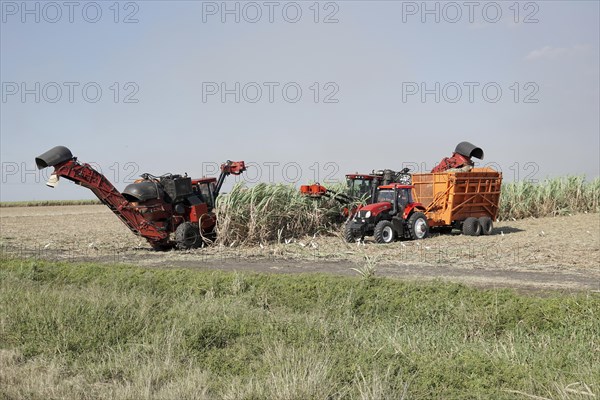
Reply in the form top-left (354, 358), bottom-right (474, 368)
top-left (35, 146), bottom-right (246, 250)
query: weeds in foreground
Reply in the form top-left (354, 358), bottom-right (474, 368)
top-left (351, 254), bottom-right (379, 279)
top-left (1, 257), bottom-right (598, 399)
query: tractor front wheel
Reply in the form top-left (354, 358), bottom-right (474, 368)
top-left (344, 223), bottom-right (357, 243)
top-left (407, 212), bottom-right (429, 240)
top-left (175, 222), bottom-right (202, 249)
top-left (374, 220), bottom-right (395, 244)
top-left (462, 217), bottom-right (482, 236)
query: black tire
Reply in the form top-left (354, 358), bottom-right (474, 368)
top-left (175, 222), bottom-right (202, 249)
top-left (407, 212), bottom-right (429, 240)
top-left (478, 217), bottom-right (493, 235)
top-left (462, 217), bottom-right (481, 236)
top-left (344, 223), bottom-right (356, 243)
top-left (374, 220), bottom-right (395, 244)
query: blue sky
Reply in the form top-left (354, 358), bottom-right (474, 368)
top-left (1, 0), bottom-right (599, 201)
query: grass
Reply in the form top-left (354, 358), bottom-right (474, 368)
top-left (0, 199), bottom-right (101, 207)
top-left (1, 257), bottom-right (598, 399)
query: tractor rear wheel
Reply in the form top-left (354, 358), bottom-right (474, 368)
top-left (344, 223), bottom-right (357, 243)
top-left (478, 217), bottom-right (493, 235)
top-left (407, 212), bottom-right (429, 240)
top-left (374, 220), bottom-right (395, 244)
top-left (462, 217), bottom-right (481, 236)
top-left (175, 222), bottom-right (202, 249)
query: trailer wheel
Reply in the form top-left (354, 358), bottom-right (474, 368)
top-left (175, 222), bottom-right (202, 249)
top-left (374, 220), bottom-right (395, 244)
top-left (344, 223), bottom-right (357, 243)
top-left (407, 212), bottom-right (429, 240)
top-left (478, 217), bottom-right (493, 235)
top-left (462, 217), bottom-right (481, 236)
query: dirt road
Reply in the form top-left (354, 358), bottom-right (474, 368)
top-left (1, 205), bottom-right (599, 292)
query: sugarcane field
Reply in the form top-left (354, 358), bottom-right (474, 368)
top-left (1, 2), bottom-right (599, 399)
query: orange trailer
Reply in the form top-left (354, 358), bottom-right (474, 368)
top-left (411, 168), bottom-right (502, 236)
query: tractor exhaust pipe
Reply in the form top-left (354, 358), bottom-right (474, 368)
top-left (35, 146), bottom-right (73, 169)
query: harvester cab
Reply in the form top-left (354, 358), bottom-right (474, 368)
top-left (35, 146), bottom-right (246, 251)
top-left (190, 160), bottom-right (246, 211)
top-left (344, 183), bottom-right (428, 244)
top-left (345, 174), bottom-right (380, 202)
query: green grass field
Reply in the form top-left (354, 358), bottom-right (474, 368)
top-left (1, 257), bottom-right (598, 399)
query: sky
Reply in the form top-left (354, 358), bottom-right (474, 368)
top-left (1, 0), bottom-right (599, 201)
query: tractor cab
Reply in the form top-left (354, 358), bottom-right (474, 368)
top-left (345, 174), bottom-right (379, 201)
top-left (373, 184), bottom-right (415, 217)
top-left (374, 184), bottom-right (413, 212)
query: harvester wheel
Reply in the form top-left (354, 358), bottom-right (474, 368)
top-left (462, 217), bottom-right (481, 236)
top-left (344, 223), bottom-right (357, 243)
top-left (374, 220), bottom-right (395, 244)
top-left (175, 222), bottom-right (202, 249)
top-left (407, 212), bottom-right (429, 240)
top-left (478, 217), bottom-right (493, 235)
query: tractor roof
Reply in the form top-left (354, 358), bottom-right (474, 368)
top-left (378, 183), bottom-right (414, 190)
top-left (346, 174), bottom-right (378, 180)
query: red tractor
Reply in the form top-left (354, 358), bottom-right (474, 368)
top-left (344, 183), bottom-right (429, 244)
top-left (35, 146), bottom-right (246, 250)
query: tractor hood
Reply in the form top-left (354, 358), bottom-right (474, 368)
top-left (454, 141), bottom-right (484, 160)
top-left (35, 146), bottom-right (73, 169)
top-left (359, 201), bottom-right (392, 215)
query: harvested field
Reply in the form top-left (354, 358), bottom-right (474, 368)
top-left (1, 205), bottom-right (598, 292)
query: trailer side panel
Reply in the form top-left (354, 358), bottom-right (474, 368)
top-left (412, 168), bottom-right (502, 226)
